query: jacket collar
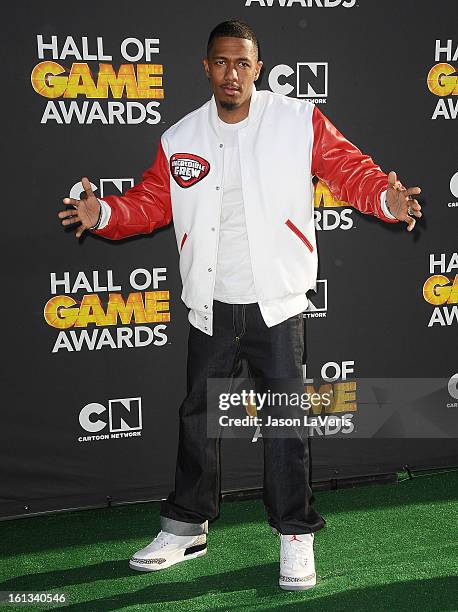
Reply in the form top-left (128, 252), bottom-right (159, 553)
top-left (209, 83), bottom-right (261, 138)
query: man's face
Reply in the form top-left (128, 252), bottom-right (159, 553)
top-left (203, 36), bottom-right (262, 112)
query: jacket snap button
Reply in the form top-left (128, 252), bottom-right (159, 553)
top-left (216, 186), bottom-right (220, 191)
top-left (208, 268), bottom-right (212, 272)
top-left (204, 316), bottom-right (208, 320)
top-left (219, 143), bottom-right (223, 148)
top-left (204, 305), bottom-right (208, 309)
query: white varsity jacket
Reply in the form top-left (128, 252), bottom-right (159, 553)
top-left (93, 85), bottom-right (398, 335)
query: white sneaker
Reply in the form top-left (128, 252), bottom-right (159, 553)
top-left (129, 530), bottom-right (207, 572)
top-left (279, 532), bottom-right (316, 590)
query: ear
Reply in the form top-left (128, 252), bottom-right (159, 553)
top-left (254, 60), bottom-right (263, 81)
top-left (202, 57), bottom-right (210, 79)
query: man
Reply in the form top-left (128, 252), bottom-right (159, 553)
top-left (58, 20), bottom-right (422, 591)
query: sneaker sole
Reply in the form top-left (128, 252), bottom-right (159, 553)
top-left (279, 583), bottom-right (315, 591)
top-left (129, 546), bottom-right (207, 572)
top-left (279, 574), bottom-right (316, 591)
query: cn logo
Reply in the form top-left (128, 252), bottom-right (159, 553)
top-left (448, 373), bottom-right (458, 400)
top-left (269, 63), bottom-right (328, 98)
top-left (306, 279), bottom-right (328, 312)
top-left (69, 178), bottom-right (135, 200)
top-left (450, 171), bottom-right (458, 198)
top-left (79, 397), bottom-right (142, 433)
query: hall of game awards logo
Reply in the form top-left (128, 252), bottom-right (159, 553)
top-left (423, 252), bottom-right (458, 327)
top-left (44, 267), bottom-right (170, 353)
top-left (31, 35), bottom-right (164, 124)
top-left (427, 39), bottom-right (458, 120)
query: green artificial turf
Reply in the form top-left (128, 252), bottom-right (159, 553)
top-left (0, 470), bottom-right (457, 611)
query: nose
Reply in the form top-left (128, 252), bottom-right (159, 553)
top-left (224, 63), bottom-right (238, 82)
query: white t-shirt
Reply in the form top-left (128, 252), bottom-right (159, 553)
top-left (213, 115), bottom-right (257, 304)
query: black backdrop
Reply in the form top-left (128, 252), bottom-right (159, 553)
top-left (2, 0), bottom-right (457, 519)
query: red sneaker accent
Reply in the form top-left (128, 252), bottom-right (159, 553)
top-left (289, 535), bottom-right (303, 542)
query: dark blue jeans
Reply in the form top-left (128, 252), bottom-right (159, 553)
top-left (160, 300), bottom-right (326, 536)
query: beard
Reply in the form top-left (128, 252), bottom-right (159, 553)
top-left (220, 100), bottom-right (238, 111)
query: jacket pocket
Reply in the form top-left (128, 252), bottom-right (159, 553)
top-left (285, 218), bottom-right (314, 253)
top-left (180, 231), bottom-right (188, 251)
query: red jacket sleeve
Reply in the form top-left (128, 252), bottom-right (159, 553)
top-left (311, 105), bottom-right (398, 223)
top-left (92, 140), bottom-right (172, 240)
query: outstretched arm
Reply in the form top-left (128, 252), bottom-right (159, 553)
top-left (311, 106), bottom-right (422, 231)
top-left (58, 139), bottom-right (172, 240)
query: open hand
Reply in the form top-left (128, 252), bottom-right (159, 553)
top-left (386, 170), bottom-right (422, 232)
top-left (58, 177), bottom-right (100, 238)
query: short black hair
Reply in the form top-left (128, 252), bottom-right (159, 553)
top-left (207, 20), bottom-right (260, 58)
